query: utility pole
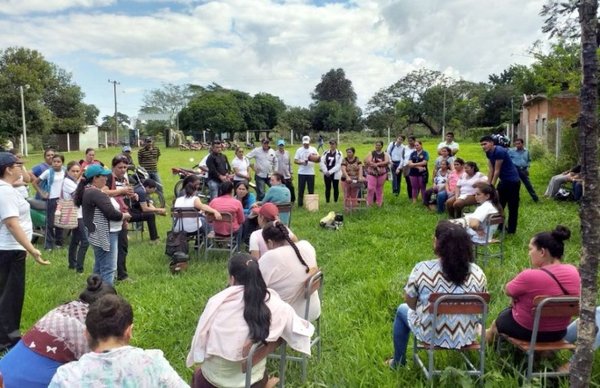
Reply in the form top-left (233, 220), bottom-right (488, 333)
top-left (442, 86), bottom-right (446, 139)
top-left (108, 79), bottom-right (120, 144)
top-left (510, 97), bottom-right (514, 140)
top-left (19, 85), bottom-right (29, 156)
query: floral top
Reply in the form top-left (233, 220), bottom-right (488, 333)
top-left (49, 346), bottom-right (188, 388)
top-left (341, 157), bottom-right (362, 179)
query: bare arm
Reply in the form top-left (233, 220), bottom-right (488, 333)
top-left (193, 197), bottom-right (222, 220)
top-left (490, 159), bottom-right (503, 186)
top-left (4, 217), bottom-right (49, 265)
top-left (32, 177), bottom-right (48, 198)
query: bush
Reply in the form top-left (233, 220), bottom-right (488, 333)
top-left (528, 135), bottom-right (547, 161)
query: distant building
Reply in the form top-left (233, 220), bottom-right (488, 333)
top-left (519, 93), bottom-right (579, 157)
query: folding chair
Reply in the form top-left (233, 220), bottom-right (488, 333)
top-left (275, 202), bottom-right (292, 227)
top-left (127, 221), bottom-right (145, 240)
top-left (171, 207), bottom-right (204, 258)
top-left (497, 296), bottom-right (579, 383)
top-left (474, 214), bottom-right (505, 265)
top-left (243, 340), bottom-right (285, 388)
top-left (269, 270), bottom-right (323, 384)
top-left (204, 212), bottom-right (239, 259)
top-left (413, 293), bottom-right (490, 383)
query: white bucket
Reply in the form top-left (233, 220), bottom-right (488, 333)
top-left (304, 194), bottom-right (319, 212)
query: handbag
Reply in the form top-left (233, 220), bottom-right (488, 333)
top-left (54, 180), bottom-right (78, 229)
top-left (165, 218), bottom-right (189, 258)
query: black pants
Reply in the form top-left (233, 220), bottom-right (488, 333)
top-left (130, 211), bottom-right (159, 241)
top-left (323, 175), bottom-right (339, 203)
top-left (68, 218), bottom-right (89, 272)
top-left (497, 179), bottom-right (521, 234)
top-left (391, 161), bottom-right (402, 194)
top-left (44, 198), bottom-right (64, 249)
top-left (517, 168), bottom-right (539, 202)
top-left (0, 250), bottom-right (26, 346)
top-left (117, 226), bottom-right (129, 280)
top-left (404, 174), bottom-right (413, 199)
top-left (297, 174), bottom-right (315, 207)
top-left (283, 178), bottom-right (296, 203)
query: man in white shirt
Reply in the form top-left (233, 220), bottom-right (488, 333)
top-left (387, 135), bottom-right (406, 196)
top-left (294, 136), bottom-right (319, 208)
top-left (246, 139), bottom-right (278, 201)
top-left (399, 136), bottom-right (416, 199)
top-left (437, 132), bottom-right (460, 156)
top-left (275, 139), bottom-right (295, 203)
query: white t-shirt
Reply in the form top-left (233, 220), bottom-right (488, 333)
top-left (63, 177), bottom-right (83, 219)
top-left (466, 200), bottom-right (498, 243)
top-left (457, 172), bottom-right (487, 198)
top-left (437, 140), bottom-right (460, 152)
top-left (294, 146), bottom-right (319, 175)
top-left (231, 156), bottom-right (251, 181)
top-left (0, 180), bottom-right (32, 250)
top-left (173, 196), bottom-right (202, 233)
top-left (39, 169), bottom-right (65, 199)
top-left (249, 226), bottom-right (296, 258)
top-left (108, 197), bottom-right (123, 232)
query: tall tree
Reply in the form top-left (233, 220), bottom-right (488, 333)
top-left (571, 0), bottom-right (599, 386)
top-left (141, 83), bottom-right (194, 118)
top-left (311, 68), bottom-right (361, 132)
top-left (312, 68), bottom-right (357, 105)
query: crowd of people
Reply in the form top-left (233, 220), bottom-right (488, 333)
top-left (0, 131), bottom-right (596, 386)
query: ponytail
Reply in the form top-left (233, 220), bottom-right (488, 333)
top-left (262, 221), bottom-right (310, 273)
top-left (228, 253), bottom-right (271, 343)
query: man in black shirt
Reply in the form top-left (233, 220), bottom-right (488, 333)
top-left (205, 141), bottom-right (231, 200)
top-left (129, 179), bottom-right (166, 242)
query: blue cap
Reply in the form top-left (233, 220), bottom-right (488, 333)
top-left (0, 152), bottom-right (18, 168)
top-left (84, 164), bottom-right (112, 179)
top-left (277, 139), bottom-right (285, 146)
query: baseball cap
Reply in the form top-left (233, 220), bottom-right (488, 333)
top-left (122, 146), bottom-right (132, 152)
top-left (277, 139), bottom-right (285, 146)
top-left (302, 136), bottom-right (310, 144)
top-left (249, 202), bottom-right (279, 221)
top-left (261, 138), bottom-right (270, 144)
top-left (0, 152), bottom-right (18, 168)
top-left (84, 164), bottom-right (112, 179)
top-left (144, 137), bottom-right (153, 143)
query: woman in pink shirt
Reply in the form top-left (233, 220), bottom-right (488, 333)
top-left (486, 225), bottom-right (580, 343)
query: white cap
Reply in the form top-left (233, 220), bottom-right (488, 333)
top-left (302, 136), bottom-right (310, 144)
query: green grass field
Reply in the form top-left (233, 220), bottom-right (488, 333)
top-left (15, 139), bottom-right (599, 387)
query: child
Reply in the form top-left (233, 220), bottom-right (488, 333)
top-left (33, 154), bottom-right (66, 250)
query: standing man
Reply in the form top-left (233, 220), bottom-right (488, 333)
top-left (317, 134), bottom-right (324, 152)
top-left (437, 132), bottom-right (460, 156)
top-left (399, 136), bottom-right (416, 200)
top-left (319, 139), bottom-right (343, 203)
top-left (294, 136), bottom-right (319, 208)
top-left (205, 140), bottom-right (231, 201)
top-left (508, 138), bottom-right (539, 202)
top-left (480, 135), bottom-right (521, 234)
top-left (246, 139), bottom-right (278, 201)
top-left (30, 148), bottom-right (55, 200)
top-left (387, 135), bottom-right (406, 196)
top-left (137, 137), bottom-right (162, 193)
top-left (275, 139), bottom-right (295, 203)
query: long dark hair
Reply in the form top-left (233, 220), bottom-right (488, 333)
top-left (473, 182), bottom-right (503, 215)
top-left (262, 221), bottom-right (310, 273)
top-left (229, 253), bottom-right (271, 343)
top-left (73, 175), bottom-right (93, 207)
top-left (85, 295), bottom-right (133, 349)
top-left (434, 221), bottom-right (473, 285)
top-left (79, 274), bottom-right (117, 304)
top-left (182, 175), bottom-right (200, 198)
top-left (532, 225), bottom-right (571, 259)
top-left (465, 161), bottom-right (479, 174)
top-left (235, 181), bottom-right (250, 208)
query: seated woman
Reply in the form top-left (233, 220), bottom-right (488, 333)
top-left (234, 181), bottom-right (256, 217)
top-left (423, 159), bottom-right (450, 212)
top-left (187, 253), bottom-right (314, 388)
top-left (173, 175), bottom-right (222, 236)
top-left (437, 158), bottom-right (465, 214)
top-left (0, 275), bottom-right (115, 388)
top-left (387, 221), bottom-right (487, 368)
top-left (259, 222), bottom-right (319, 321)
top-left (49, 294), bottom-right (188, 387)
top-left (459, 182), bottom-right (503, 244)
top-left (446, 161), bottom-right (487, 218)
top-left (486, 225), bottom-right (580, 343)
top-left (248, 203), bottom-right (297, 260)
top-left (208, 181), bottom-right (245, 239)
top-left (544, 165), bottom-right (581, 198)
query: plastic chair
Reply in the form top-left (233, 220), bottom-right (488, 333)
top-left (474, 214), bottom-right (505, 265)
top-left (269, 270), bottom-right (323, 384)
top-left (204, 212), bottom-right (239, 259)
top-left (171, 207), bottom-right (205, 258)
top-left (413, 293), bottom-right (490, 383)
top-left (497, 295), bottom-right (579, 383)
top-left (275, 202), bottom-right (292, 227)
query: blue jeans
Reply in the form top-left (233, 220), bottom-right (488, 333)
top-left (391, 161), bottom-right (402, 194)
top-left (92, 231), bottom-right (119, 286)
top-left (255, 175), bottom-right (271, 201)
top-left (392, 303), bottom-right (411, 366)
top-left (207, 179), bottom-right (220, 201)
top-left (565, 307), bottom-right (600, 350)
top-left (436, 190), bottom-right (449, 213)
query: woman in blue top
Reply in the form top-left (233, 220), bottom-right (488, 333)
top-left (234, 181), bottom-right (256, 217)
top-left (407, 141), bottom-right (429, 204)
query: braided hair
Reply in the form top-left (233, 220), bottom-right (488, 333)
top-left (262, 221), bottom-right (310, 273)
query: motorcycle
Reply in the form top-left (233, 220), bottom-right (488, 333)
top-left (28, 198), bottom-right (46, 243)
top-left (171, 164), bottom-right (209, 199)
top-left (127, 165), bottom-right (166, 208)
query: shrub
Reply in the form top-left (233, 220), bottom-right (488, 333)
top-left (528, 135), bottom-right (547, 161)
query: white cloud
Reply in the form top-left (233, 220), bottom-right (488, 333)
top-left (0, 0), bottom-right (114, 15)
top-left (0, 0), bottom-right (551, 117)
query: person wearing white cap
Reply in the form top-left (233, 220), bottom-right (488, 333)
top-left (275, 139), bottom-right (295, 203)
top-left (294, 136), bottom-right (319, 208)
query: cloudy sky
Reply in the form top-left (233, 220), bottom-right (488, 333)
top-left (0, 0), bottom-right (548, 122)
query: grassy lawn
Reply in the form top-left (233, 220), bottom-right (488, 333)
top-left (16, 139), bottom-right (599, 387)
